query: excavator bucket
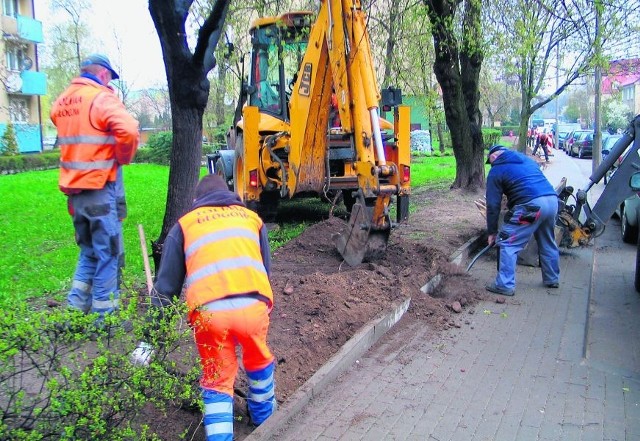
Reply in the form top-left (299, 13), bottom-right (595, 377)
top-left (333, 200), bottom-right (390, 267)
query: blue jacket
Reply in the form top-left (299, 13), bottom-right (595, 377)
top-left (486, 150), bottom-right (556, 235)
top-left (152, 189), bottom-right (272, 306)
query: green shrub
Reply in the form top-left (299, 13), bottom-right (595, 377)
top-left (0, 154), bottom-right (24, 173)
top-left (202, 142), bottom-right (221, 156)
top-left (497, 125), bottom-right (520, 136)
top-left (133, 147), bottom-right (153, 163)
top-left (0, 152), bottom-right (59, 174)
top-left (146, 132), bottom-right (173, 165)
top-left (0, 296), bottom-right (200, 439)
top-left (481, 128), bottom-right (502, 149)
top-left (211, 126), bottom-right (227, 144)
top-left (1, 122), bottom-right (19, 156)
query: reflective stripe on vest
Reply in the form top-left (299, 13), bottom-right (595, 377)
top-left (179, 205), bottom-right (273, 311)
top-left (60, 159), bottom-right (115, 170)
top-left (57, 135), bottom-right (116, 145)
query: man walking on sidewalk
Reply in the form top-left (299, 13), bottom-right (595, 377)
top-left (484, 145), bottom-right (560, 296)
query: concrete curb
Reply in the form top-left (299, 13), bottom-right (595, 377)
top-left (450, 234), bottom-right (486, 267)
top-left (246, 234), bottom-right (484, 440)
top-left (245, 297), bottom-right (411, 441)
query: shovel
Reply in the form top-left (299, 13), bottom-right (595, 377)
top-left (138, 224), bottom-right (154, 295)
top-left (466, 236), bottom-right (504, 272)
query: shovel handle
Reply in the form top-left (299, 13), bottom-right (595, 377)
top-left (138, 224), bottom-right (153, 295)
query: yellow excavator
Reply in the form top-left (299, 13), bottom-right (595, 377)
top-left (209, 1), bottom-right (411, 266)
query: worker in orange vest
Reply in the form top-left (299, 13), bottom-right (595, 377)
top-left (51, 54), bottom-right (139, 329)
top-left (131, 174), bottom-right (277, 440)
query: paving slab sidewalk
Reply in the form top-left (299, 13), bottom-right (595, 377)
top-left (249, 149), bottom-right (640, 441)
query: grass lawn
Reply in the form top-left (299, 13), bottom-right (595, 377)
top-left (1, 153), bottom-right (465, 305)
top-left (0, 164), bottom-right (170, 304)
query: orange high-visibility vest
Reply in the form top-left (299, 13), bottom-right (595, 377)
top-left (52, 78), bottom-right (138, 193)
top-left (179, 205), bottom-right (273, 311)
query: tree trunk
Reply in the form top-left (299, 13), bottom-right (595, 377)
top-left (517, 109), bottom-right (531, 153)
top-left (152, 102), bottom-right (205, 269)
top-left (216, 66), bottom-right (226, 128)
top-left (459, 0), bottom-right (484, 188)
top-left (426, 0), bottom-right (484, 190)
top-left (148, 0), bottom-right (229, 269)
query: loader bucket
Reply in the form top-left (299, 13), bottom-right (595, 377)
top-left (333, 201), bottom-right (390, 266)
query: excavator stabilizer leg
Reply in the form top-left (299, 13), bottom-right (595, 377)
top-left (333, 198), bottom-right (391, 267)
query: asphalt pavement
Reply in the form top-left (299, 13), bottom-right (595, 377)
top-left (247, 148), bottom-right (640, 441)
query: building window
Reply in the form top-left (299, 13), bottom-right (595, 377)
top-left (3, 0), bottom-right (19, 17)
top-left (9, 97), bottom-right (29, 123)
top-left (5, 45), bottom-right (25, 71)
top-left (622, 87), bottom-right (632, 101)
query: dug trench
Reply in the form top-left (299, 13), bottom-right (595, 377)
top-left (140, 186), bottom-right (490, 440)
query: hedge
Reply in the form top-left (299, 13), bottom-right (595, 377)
top-left (0, 145), bottom-right (221, 175)
top-left (481, 128), bottom-right (502, 149)
top-left (0, 152), bottom-right (60, 174)
top-left (496, 125), bottom-right (521, 136)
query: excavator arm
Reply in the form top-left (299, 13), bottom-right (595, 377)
top-left (285, 0), bottom-right (410, 265)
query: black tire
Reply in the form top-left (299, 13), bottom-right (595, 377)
top-left (621, 208), bottom-right (638, 244)
top-left (635, 237), bottom-right (640, 292)
top-left (215, 158), bottom-right (233, 190)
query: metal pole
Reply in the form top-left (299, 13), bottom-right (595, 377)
top-left (554, 45), bottom-right (559, 149)
top-left (593, 0), bottom-right (603, 172)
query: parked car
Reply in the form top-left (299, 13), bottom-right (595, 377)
top-left (558, 132), bottom-right (571, 150)
top-left (602, 134), bottom-right (624, 161)
top-left (569, 130), bottom-right (594, 158)
top-left (563, 129), bottom-right (580, 153)
top-left (556, 123), bottom-right (582, 150)
top-left (615, 193), bottom-right (640, 244)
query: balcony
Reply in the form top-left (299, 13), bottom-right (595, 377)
top-left (20, 70), bottom-right (47, 95)
top-left (4, 70), bottom-right (47, 95)
top-left (2, 15), bottom-right (43, 43)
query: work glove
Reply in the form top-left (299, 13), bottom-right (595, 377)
top-left (130, 341), bottom-right (155, 366)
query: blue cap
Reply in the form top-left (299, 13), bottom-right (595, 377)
top-left (486, 145), bottom-right (507, 164)
top-left (80, 54), bottom-right (119, 80)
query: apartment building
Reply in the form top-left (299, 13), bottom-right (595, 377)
top-left (602, 58), bottom-right (640, 117)
top-left (1, 0), bottom-right (45, 153)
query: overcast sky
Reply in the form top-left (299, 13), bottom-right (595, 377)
top-left (33, 0), bottom-right (168, 89)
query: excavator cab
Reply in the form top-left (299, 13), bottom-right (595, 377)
top-left (247, 13), bottom-right (311, 122)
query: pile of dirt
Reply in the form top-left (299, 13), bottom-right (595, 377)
top-left (144, 186), bottom-right (488, 440)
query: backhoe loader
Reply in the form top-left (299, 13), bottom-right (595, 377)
top-left (209, 1), bottom-right (411, 266)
